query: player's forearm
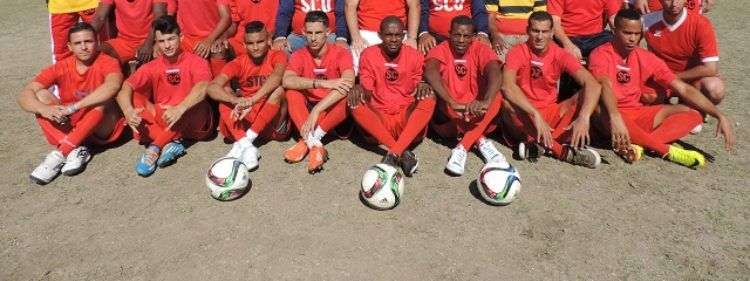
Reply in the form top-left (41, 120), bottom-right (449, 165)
top-left (17, 87), bottom-right (47, 114)
top-left (178, 82), bottom-right (209, 110)
top-left (482, 63), bottom-right (503, 103)
top-left (345, 0), bottom-right (362, 38)
top-left (253, 72), bottom-right (284, 101)
top-left (406, 0), bottom-right (420, 40)
top-left (312, 89), bottom-right (346, 113)
top-left (207, 83), bottom-right (240, 104)
top-left (75, 74), bottom-right (123, 109)
top-left (597, 77), bottom-right (621, 118)
top-left (282, 73), bottom-right (315, 90)
top-left (206, 7), bottom-right (231, 42)
top-left (89, 4), bottom-right (111, 32)
top-left (116, 84), bottom-right (136, 113)
top-left (423, 65), bottom-right (456, 104)
top-left (575, 72), bottom-right (602, 119)
top-left (677, 64), bottom-right (717, 81)
top-left (552, 16), bottom-right (573, 47)
top-left (501, 83), bottom-right (540, 117)
top-left (674, 81), bottom-right (722, 118)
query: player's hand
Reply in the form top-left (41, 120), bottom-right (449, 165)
top-left (418, 33), bottom-right (437, 54)
top-left (566, 117), bottom-right (591, 149)
top-left (194, 39), bottom-right (214, 58)
top-left (715, 114), bottom-right (735, 151)
top-left (320, 78), bottom-right (354, 93)
top-left (210, 38), bottom-right (227, 54)
top-left (475, 33), bottom-right (491, 46)
top-left (232, 97), bottom-right (254, 121)
top-left (136, 42), bottom-right (154, 63)
top-left (563, 43), bottom-right (583, 61)
top-left (272, 38), bottom-right (288, 51)
top-left (413, 82), bottom-right (434, 100)
top-left (491, 33), bottom-right (506, 57)
top-left (405, 37), bottom-right (418, 49)
top-left (633, 0), bottom-right (650, 14)
top-left (301, 110), bottom-right (320, 140)
top-left (532, 112), bottom-right (553, 149)
top-left (351, 36), bottom-right (367, 54)
top-left (703, 0), bottom-right (715, 13)
top-left (124, 107), bottom-right (144, 133)
top-left (161, 104), bottom-right (187, 130)
top-left (609, 114), bottom-right (631, 149)
top-left (39, 104), bottom-right (67, 124)
top-left (466, 100), bottom-right (489, 118)
top-left (347, 85), bottom-right (369, 108)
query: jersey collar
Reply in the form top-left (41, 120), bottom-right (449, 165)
top-left (662, 8), bottom-right (688, 32)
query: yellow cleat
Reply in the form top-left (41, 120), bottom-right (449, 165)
top-left (666, 145), bottom-right (706, 168)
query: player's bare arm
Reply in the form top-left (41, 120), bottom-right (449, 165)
top-left (195, 3), bottom-right (231, 58)
top-left (424, 58), bottom-right (463, 112)
top-left (17, 82), bottom-right (67, 123)
top-left (162, 81), bottom-right (209, 129)
top-left (551, 15), bottom-right (581, 60)
top-left (405, 0), bottom-right (420, 48)
top-left (677, 61), bottom-right (719, 82)
top-left (115, 83), bottom-right (143, 133)
top-left (567, 68), bottom-right (602, 148)
top-left (595, 75), bottom-right (631, 149)
top-left (669, 79), bottom-right (734, 150)
top-left (467, 60), bottom-right (502, 117)
top-left (283, 70), bottom-right (354, 94)
top-left (345, 0), bottom-right (365, 52)
top-left (301, 83), bottom-right (350, 138)
top-left (500, 67), bottom-right (553, 148)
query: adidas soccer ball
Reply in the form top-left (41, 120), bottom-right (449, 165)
top-left (360, 164), bottom-right (405, 210)
top-left (206, 157), bottom-right (251, 201)
top-left (477, 162), bottom-right (521, 206)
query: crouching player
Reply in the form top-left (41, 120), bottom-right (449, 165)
top-left (349, 16), bottom-right (435, 177)
top-left (207, 21), bottom-right (289, 171)
top-left (500, 11), bottom-right (603, 168)
top-left (592, 9), bottom-right (734, 168)
top-left (424, 16), bottom-right (507, 176)
top-left (116, 16), bottom-right (215, 176)
top-left (19, 22), bottom-right (125, 184)
top-left (282, 11), bottom-right (355, 174)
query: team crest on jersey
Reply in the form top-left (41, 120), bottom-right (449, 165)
top-left (384, 62), bottom-right (399, 82)
top-left (530, 60), bottom-right (543, 79)
top-left (454, 59), bottom-right (468, 78)
top-left (250, 0), bottom-right (261, 3)
top-left (686, 0), bottom-right (697, 10)
top-left (313, 67), bottom-right (327, 80)
top-left (165, 69), bottom-right (181, 85)
top-left (616, 64), bottom-right (631, 83)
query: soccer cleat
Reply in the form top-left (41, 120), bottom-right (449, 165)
top-left (614, 144), bottom-right (644, 164)
top-left (516, 141), bottom-right (541, 162)
top-left (399, 150), bottom-right (419, 177)
top-left (445, 146), bottom-right (468, 176)
top-left (30, 150), bottom-right (66, 185)
top-left (240, 145), bottom-right (260, 171)
top-left (61, 146), bottom-right (91, 176)
top-left (226, 142), bottom-right (244, 159)
top-left (284, 140), bottom-right (309, 163)
top-left (381, 153), bottom-right (399, 167)
top-left (136, 146), bottom-right (160, 177)
top-left (666, 145), bottom-right (705, 169)
top-left (477, 138), bottom-right (508, 164)
top-left (563, 146), bottom-right (601, 169)
top-left (307, 146), bottom-right (328, 174)
top-left (157, 141), bottom-right (186, 167)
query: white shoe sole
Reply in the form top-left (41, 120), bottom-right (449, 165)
top-left (61, 154), bottom-right (92, 176)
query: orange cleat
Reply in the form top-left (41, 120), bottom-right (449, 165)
top-left (307, 146), bottom-right (328, 174)
top-left (284, 140), bottom-right (308, 163)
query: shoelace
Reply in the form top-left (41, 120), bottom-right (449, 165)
top-left (451, 149), bottom-right (467, 164)
top-left (142, 150), bottom-right (159, 166)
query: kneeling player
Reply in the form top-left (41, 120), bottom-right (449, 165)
top-left (282, 11), bottom-right (355, 174)
top-left (349, 16), bottom-right (435, 177)
top-left (592, 9), bottom-right (734, 168)
top-left (500, 11), bottom-right (603, 168)
top-left (207, 21), bottom-right (289, 170)
top-left (19, 22), bottom-right (125, 184)
top-left (116, 16), bottom-right (215, 176)
top-left (424, 16), bottom-right (507, 176)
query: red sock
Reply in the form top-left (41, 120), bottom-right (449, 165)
top-left (285, 90), bottom-right (310, 133)
top-left (36, 115), bottom-right (68, 147)
top-left (459, 96), bottom-right (502, 149)
top-left (249, 102), bottom-right (280, 136)
top-left (58, 108), bottom-right (104, 155)
top-left (549, 107), bottom-right (575, 159)
top-left (352, 104), bottom-right (398, 150)
top-left (623, 116), bottom-right (669, 156)
top-left (318, 98), bottom-right (348, 132)
top-left (392, 97), bottom-right (435, 156)
top-left (650, 110), bottom-right (702, 144)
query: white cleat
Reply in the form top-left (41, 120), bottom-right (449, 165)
top-left (240, 145), bottom-right (260, 171)
top-left (226, 142), bottom-right (244, 159)
top-left (61, 146), bottom-right (91, 176)
top-left (30, 150), bottom-right (65, 185)
top-left (445, 146), bottom-right (468, 176)
top-left (690, 124), bottom-right (702, 135)
top-left (477, 138), bottom-right (508, 164)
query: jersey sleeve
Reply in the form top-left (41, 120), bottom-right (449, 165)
top-left (547, 0), bottom-right (563, 16)
top-left (358, 49), bottom-right (377, 91)
top-left (587, 48), bottom-right (611, 77)
top-left (220, 59), bottom-right (242, 79)
top-left (476, 44), bottom-right (501, 70)
top-left (33, 64), bottom-right (59, 88)
top-left (125, 65), bottom-right (153, 92)
top-left (286, 52), bottom-right (304, 76)
top-left (649, 54), bottom-right (678, 88)
top-left (559, 50), bottom-right (583, 75)
top-left (697, 16), bottom-right (719, 62)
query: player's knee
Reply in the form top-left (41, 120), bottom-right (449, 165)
top-left (267, 86), bottom-right (285, 103)
top-left (702, 78), bottom-right (725, 104)
top-left (35, 89), bottom-right (59, 105)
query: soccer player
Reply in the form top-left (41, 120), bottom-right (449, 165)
top-left (173, 0), bottom-right (231, 75)
top-left (424, 16), bottom-right (507, 176)
top-left (485, 0), bottom-right (547, 60)
top-left (590, 9), bottom-right (734, 168)
top-left (642, 0), bottom-right (724, 106)
top-left (116, 16), bottom-right (216, 177)
top-left (272, 0), bottom-right (350, 53)
top-left (500, 12), bottom-right (603, 168)
top-left (47, 0), bottom-right (104, 62)
top-left (417, 0), bottom-right (490, 54)
top-left (349, 16), bottom-right (435, 177)
top-left (548, 0), bottom-right (622, 60)
top-left (227, 0), bottom-right (279, 57)
top-left (89, 0), bottom-right (167, 65)
top-left (630, 0), bottom-right (713, 14)
top-left (18, 22), bottom-right (125, 184)
top-left (345, 0), bottom-right (420, 71)
top-left (282, 11), bottom-right (355, 174)
top-left (207, 21), bottom-right (289, 171)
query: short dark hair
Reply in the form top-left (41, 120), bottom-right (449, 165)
top-left (67, 22), bottom-right (96, 41)
top-left (380, 15), bottom-right (404, 32)
top-left (153, 15), bottom-right (180, 35)
top-left (615, 8), bottom-right (642, 28)
top-left (245, 21), bottom-right (266, 34)
top-left (527, 11), bottom-right (553, 29)
top-left (304, 11), bottom-right (329, 28)
top-left (449, 15), bottom-right (474, 33)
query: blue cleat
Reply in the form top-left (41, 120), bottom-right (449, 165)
top-left (157, 141), bottom-right (186, 167)
top-left (136, 146), bottom-right (160, 177)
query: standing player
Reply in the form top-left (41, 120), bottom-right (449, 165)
top-left (90, 0), bottom-right (167, 65)
top-left (548, 0), bottom-right (622, 60)
top-left (282, 11), bottom-right (355, 174)
top-left (424, 16), bottom-right (507, 176)
top-left (591, 9), bottom-right (734, 168)
top-left (18, 22), bottom-right (125, 184)
top-left (630, 0), bottom-right (713, 14)
top-left (273, 0), bottom-right (350, 53)
top-left (116, 16), bottom-right (216, 177)
top-left (642, 0), bottom-right (724, 106)
top-left (47, 0), bottom-right (105, 62)
top-left (207, 21), bottom-right (288, 171)
top-left (349, 16), bottom-right (435, 177)
top-left (345, 0), bottom-right (420, 71)
top-left (227, 0), bottom-right (279, 57)
top-left (173, 0), bottom-right (232, 76)
top-left (500, 12), bottom-right (603, 168)
top-left (417, 0), bottom-right (490, 54)
top-left (485, 0), bottom-right (547, 60)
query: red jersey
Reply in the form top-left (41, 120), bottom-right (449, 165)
top-left (505, 43), bottom-right (582, 108)
top-left (126, 51), bottom-right (212, 106)
top-left (34, 54), bottom-right (121, 104)
top-left (643, 9), bottom-right (718, 73)
top-left (359, 45), bottom-right (423, 113)
top-left (426, 40), bottom-right (500, 103)
top-left (287, 44), bottom-right (354, 101)
top-left (548, 0), bottom-right (621, 37)
top-left (647, 0), bottom-right (703, 14)
top-left (175, 0), bottom-right (231, 40)
top-left (358, 0), bottom-right (407, 32)
top-left (589, 43), bottom-right (677, 109)
top-left (230, 0), bottom-right (278, 40)
top-left (291, 0), bottom-right (337, 35)
top-left (220, 50), bottom-right (287, 97)
top-left (427, 0), bottom-right (472, 38)
top-left (102, 0), bottom-right (166, 42)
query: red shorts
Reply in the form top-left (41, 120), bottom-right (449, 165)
top-left (619, 105), bottom-right (663, 131)
top-left (217, 100), bottom-right (287, 141)
top-left (39, 107), bottom-right (127, 146)
top-left (132, 95), bottom-right (215, 143)
top-left (105, 37), bottom-right (143, 63)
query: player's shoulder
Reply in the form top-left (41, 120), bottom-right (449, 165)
top-left (425, 41), bottom-right (450, 59)
top-left (401, 44), bottom-right (422, 57)
top-left (589, 42), bottom-right (615, 60)
top-left (289, 46), bottom-right (310, 61)
top-left (360, 44), bottom-right (381, 57)
top-left (507, 42), bottom-right (528, 56)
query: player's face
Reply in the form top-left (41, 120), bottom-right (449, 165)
top-left (661, 0), bottom-right (685, 15)
top-left (527, 20), bottom-right (553, 54)
top-left (448, 24), bottom-right (474, 56)
top-left (614, 19), bottom-right (642, 52)
top-left (304, 22), bottom-right (328, 52)
top-left (244, 31), bottom-right (270, 60)
top-left (67, 30), bottom-right (97, 62)
top-left (379, 23), bottom-right (405, 57)
top-left (155, 31), bottom-right (181, 58)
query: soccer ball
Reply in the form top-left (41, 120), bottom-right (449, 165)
top-left (360, 164), bottom-right (405, 210)
top-left (205, 157), bottom-right (251, 201)
top-left (476, 162), bottom-right (521, 206)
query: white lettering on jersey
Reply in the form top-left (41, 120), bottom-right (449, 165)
top-left (301, 0), bottom-right (333, 13)
top-left (431, 0), bottom-right (465, 12)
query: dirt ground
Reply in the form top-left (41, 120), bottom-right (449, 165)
top-left (1, 1), bottom-right (748, 280)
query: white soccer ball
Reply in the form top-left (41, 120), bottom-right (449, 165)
top-left (477, 162), bottom-right (521, 206)
top-left (360, 163), bottom-right (405, 210)
top-left (206, 157), bottom-right (251, 201)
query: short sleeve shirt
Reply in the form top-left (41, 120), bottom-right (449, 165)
top-left (548, 0), bottom-right (621, 37)
top-left (126, 51), bottom-right (212, 105)
top-left (175, 0), bottom-right (231, 39)
top-left (505, 43), bottom-right (582, 108)
top-left (287, 44), bottom-right (354, 101)
top-left (34, 54), bottom-right (121, 104)
top-left (221, 50), bottom-right (287, 97)
top-left (426, 41), bottom-right (500, 104)
top-left (101, 0), bottom-right (166, 42)
top-left (359, 45), bottom-right (424, 113)
top-left (644, 9), bottom-right (719, 73)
